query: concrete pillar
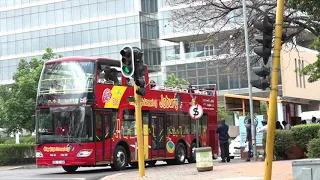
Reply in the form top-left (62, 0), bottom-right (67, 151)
top-left (179, 41), bottom-right (186, 60)
top-left (277, 96), bottom-right (284, 122)
top-left (296, 105), bottom-right (302, 117)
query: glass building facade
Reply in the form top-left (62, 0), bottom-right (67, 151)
top-left (0, 0), bottom-right (280, 94)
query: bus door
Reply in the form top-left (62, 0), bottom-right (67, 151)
top-left (150, 113), bottom-right (166, 159)
top-left (95, 111), bottom-right (112, 163)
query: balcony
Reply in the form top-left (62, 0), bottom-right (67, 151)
top-left (165, 48), bottom-right (239, 61)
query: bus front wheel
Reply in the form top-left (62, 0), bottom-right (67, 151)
top-left (62, 166), bottom-right (78, 173)
top-left (111, 145), bottom-right (128, 171)
top-left (175, 143), bottom-right (186, 164)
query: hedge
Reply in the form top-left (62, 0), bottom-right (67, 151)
top-left (0, 144), bottom-right (35, 165)
top-left (263, 130), bottom-right (295, 160)
top-left (307, 138), bottom-right (320, 158)
top-left (0, 136), bottom-right (35, 144)
top-left (291, 124), bottom-right (320, 150)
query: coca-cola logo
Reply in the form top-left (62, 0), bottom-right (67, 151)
top-left (102, 88), bottom-right (112, 103)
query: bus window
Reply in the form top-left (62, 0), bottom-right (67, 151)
top-left (179, 114), bottom-right (190, 135)
top-left (167, 114), bottom-right (179, 135)
top-left (201, 114), bottom-right (208, 134)
top-left (97, 63), bottom-right (122, 85)
top-left (122, 109), bottom-right (136, 136)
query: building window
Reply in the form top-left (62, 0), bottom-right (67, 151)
top-left (302, 60), bottom-right (306, 88)
top-left (219, 75), bottom-right (229, 90)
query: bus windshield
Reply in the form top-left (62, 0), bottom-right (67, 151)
top-left (36, 106), bottom-right (93, 144)
top-left (38, 60), bottom-right (94, 95)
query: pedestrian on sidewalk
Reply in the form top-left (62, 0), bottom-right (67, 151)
top-left (257, 119), bottom-right (268, 160)
top-left (216, 119), bottom-right (230, 163)
top-left (245, 119), bottom-right (252, 162)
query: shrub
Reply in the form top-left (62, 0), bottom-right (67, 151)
top-left (307, 138), bottom-right (320, 158)
top-left (0, 144), bottom-right (35, 165)
top-left (2, 136), bottom-right (35, 144)
top-left (0, 137), bottom-right (12, 144)
top-left (291, 124), bottom-right (320, 150)
top-left (263, 130), bottom-right (295, 160)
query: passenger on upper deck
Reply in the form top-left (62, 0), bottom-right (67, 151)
top-left (150, 80), bottom-right (159, 90)
top-left (97, 64), bottom-right (120, 85)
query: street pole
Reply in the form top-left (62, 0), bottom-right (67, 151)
top-left (134, 83), bottom-right (145, 177)
top-left (241, 0), bottom-right (257, 161)
top-left (264, 0), bottom-right (285, 179)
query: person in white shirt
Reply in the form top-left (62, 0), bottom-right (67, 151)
top-left (257, 120), bottom-right (268, 160)
top-left (282, 121), bottom-right (291, 130)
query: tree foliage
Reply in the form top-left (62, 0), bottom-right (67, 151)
top-left (164, 73), bottom-right (190, 86)
top-left (218, 105), bottom-right (232, 121)
top-left (0, 48), bottom-right (61, 134)
top-left (165, 0), bottom-right (319, 72)
top-left (300, 38), bottom-right (320, 83)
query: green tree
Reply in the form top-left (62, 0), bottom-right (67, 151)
top-left (0, 48), bottom-right (61, 134)
top-left (260, 101), bottom-right (268, 115)
top-left (300, 38), bottom-right (320, 83)
top-left (164, 73), bottom-right (190, 86)
top-left (217, 105), bottom-right (232, 121)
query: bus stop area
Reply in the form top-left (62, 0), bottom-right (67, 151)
top-left (102, 160), bottom-right (293, 180)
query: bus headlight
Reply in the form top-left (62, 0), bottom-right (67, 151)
top-left (36, 151), bottom-right (43, 158)
top-left (77, 149), bottom-right (93, 157)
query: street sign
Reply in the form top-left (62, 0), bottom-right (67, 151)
top-left (189, 104), bottom-right (203, 120)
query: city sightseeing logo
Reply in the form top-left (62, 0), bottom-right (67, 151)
top-left (43, 144), bottom-right (75, 153)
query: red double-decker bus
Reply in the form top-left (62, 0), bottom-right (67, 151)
top-left (35, 56), bottom-right (218, 172)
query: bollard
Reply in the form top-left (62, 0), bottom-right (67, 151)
top-left (195, 147), bottom-right (213, 172)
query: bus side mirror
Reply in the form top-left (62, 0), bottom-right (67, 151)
top-left (31, 115), bottom-right (36, 129)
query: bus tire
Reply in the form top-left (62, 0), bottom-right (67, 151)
top-left (129, 162), bottom-right (138, 167)
top-left (147, 160), bottom-right (157, 166)
top-left (111, 145), bottom-right (128, 171)
top-left (187, 142), bottom-right (197, 163)
top-left (175, 142), bottom-right (186, 164)
top-left (62, 166), bottom-right (78, 173)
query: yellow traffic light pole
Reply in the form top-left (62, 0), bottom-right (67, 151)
top-left (264, 0), bottom-right (285, 179)
top-left (134, 83), bottom-right (145, 177)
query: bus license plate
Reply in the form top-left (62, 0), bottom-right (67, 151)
top-left (52, 160), bottom-right (65, 164)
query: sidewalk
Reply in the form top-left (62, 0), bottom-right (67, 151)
top-left (102, 160), bottom-right (293, 180)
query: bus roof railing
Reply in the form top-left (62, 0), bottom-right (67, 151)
top-left (156, 84), bottom-right (216, 96)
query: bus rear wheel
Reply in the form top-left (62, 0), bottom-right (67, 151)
top-left (175, 142), bottom-right (186, 164)
top-left (147, 160), bottom-right (157, 166)
top-left (62, 166), bottom-right (78, 173)
top-left (111, 145), bottom-right (128, 171)
top-left (187, 142), bottom-right (197, 163)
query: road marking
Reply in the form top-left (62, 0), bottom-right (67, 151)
top-left (101, 173), bottom-right (125, 180)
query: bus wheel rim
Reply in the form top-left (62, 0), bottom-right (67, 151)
top-left (117, 150), bottom-right (126, 167)
top-left (178, 146), bottom-right (185, 162)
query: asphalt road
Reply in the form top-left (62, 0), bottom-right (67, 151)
top-left (0, 162), bottom-right (169, 180)
top-left (0, 158), bottom-right (243, 180)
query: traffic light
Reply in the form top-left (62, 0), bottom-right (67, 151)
top-left (251, 15), bottom-right (274, 90)
top-left (120, 46), bottom-right (135, 78)
top-left (132, 47), bottom-right (146, 96)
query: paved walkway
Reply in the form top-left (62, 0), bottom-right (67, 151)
top-left (102, 160), bottom-right (293, 180)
